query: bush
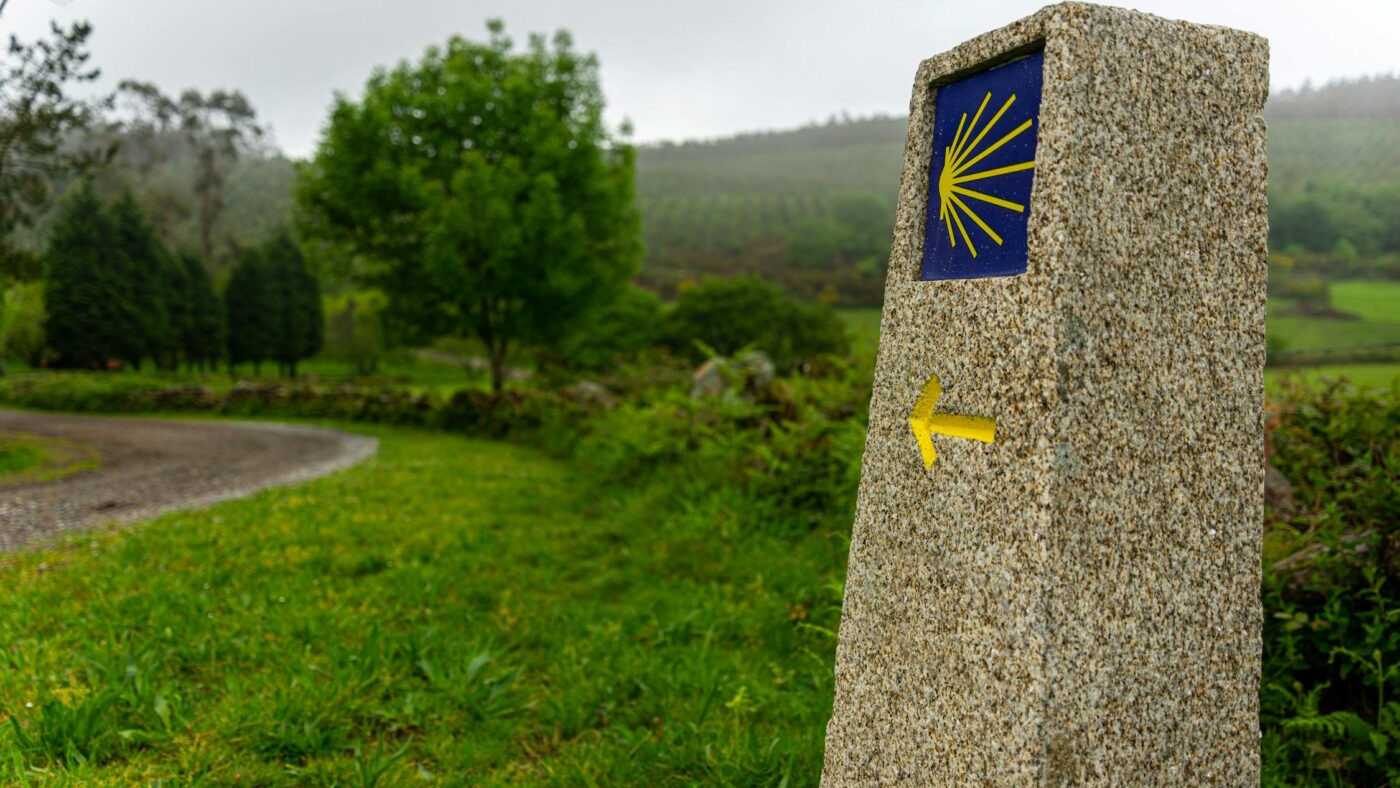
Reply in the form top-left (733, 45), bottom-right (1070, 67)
top-left (1261, 380), bottom-right (1400, 786)
top-left (574, 365), bottom-right (867, 534)
top-left (2, 280), bottom-right (45, 369)
top-left (550, 285), bottom-right (664, 371)
top-left (321, 292), bottom-right (386, 376)
top-left (663, 277), bottom-right (848, 370)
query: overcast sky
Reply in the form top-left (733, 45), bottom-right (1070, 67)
top-left (3, 0), bottom-right (1397, 158)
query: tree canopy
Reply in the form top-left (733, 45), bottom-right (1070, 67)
top-left (0, 21), bottom-right (104, 270)
top-left (296, 21), bottom-right (640, 390)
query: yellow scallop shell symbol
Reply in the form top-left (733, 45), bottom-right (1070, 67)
top-left (937, 91), bottom-right (1036, 258)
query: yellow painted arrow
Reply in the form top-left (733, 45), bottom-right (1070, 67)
top-left (908, 372), bottom-right (996, 468)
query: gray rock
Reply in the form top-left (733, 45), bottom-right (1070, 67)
top-left (689, 358), bottom-right (733, 399)
top-left (565, 380), bottom-right (619, 409)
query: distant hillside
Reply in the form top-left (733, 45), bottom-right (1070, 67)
top-left (635, 117), bottom-right (906, 303)
top-left (635, 75), bottom-right (1400, 302)
top-left (1267, 76), bottom-right (1400, 194)
top-left (32, 75), bottom-right (1391, 303)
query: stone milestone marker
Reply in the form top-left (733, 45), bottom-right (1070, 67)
top-left (822, 3), bottom-right (1267, 786)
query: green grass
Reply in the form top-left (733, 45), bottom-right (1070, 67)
top-left (7, 350), bottom-right (490, 401)
top-left (1266, 363), bottom-right (1400, 393)
top-left (0, 425), bottom-right (844, 785)
top-left (0, 431), bottom-right (99, 485)
top-left (1330, 280), bottom-right (1400, 323)
top-left (1268, 279), bottom-right (1400, 352)
top-left (1267, 312), bottom-right (1400, 350)
top-left (0, 438), bottom-right (44, 479)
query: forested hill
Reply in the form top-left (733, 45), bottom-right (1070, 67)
top-left (39, 75), bottom-right (1395, 304)
top-left (635, 116), bottom-right (906, 303)
top-left (634, 75), bottom-right (1400, 303)
top-left (1267, 76), bottom-right (1400, 190)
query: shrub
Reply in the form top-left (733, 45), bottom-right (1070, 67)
top-left (1261, 380), bottom-right (1399, 786)
top-left (663, 277), bottom-right (848, 370)
top-left (550, 285), bottom-right (664, 371)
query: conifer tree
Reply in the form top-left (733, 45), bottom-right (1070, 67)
top-left (224, 247), bottom-right (273, 374)
top-left (261, 230), bottom-right (322, 376)
top-left (179, 252), bottom-right (224, 370)
top-left (106, 191), bottom-right (175, 369)
top-left (44, 184), bottom-right (116, 368)
top-left (224, 231), bottom-right (323, 377)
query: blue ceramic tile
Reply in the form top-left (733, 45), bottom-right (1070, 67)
top-left (921, 51), bottom-right (1043, 281)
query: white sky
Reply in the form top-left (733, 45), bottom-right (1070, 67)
top-left (2, 0), bottom-right (1397, 158)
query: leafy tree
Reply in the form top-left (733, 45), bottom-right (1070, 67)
top-left (0, 21), bottom-right (103, 267)
top-left (0, 280), bottom-right (45, 370)
top-left (117, 81), bottom-right (264, 265)
top-left (550, 284), bottom-right (663, 370)
top-left (0, 22), bottom-right (105, 373)
top-left (297, 21), bottom-right (641, 391)
top-left (324, 294), bottom-right (384, 376)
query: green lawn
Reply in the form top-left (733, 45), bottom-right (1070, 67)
top-left (4, 349), bottom-right (489, 400)
top-left (0, 425), bottom-right (843, 785)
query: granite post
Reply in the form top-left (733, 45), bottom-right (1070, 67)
top-left (821, 3), bottom-right (1268, 785)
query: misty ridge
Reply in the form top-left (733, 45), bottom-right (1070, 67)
top-left (23, 73), bottom-right (1400, 306)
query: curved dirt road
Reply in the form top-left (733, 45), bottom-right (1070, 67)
top-left (0, 410), bottom-right (377, 553)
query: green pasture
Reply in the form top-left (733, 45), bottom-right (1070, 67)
top-left (1266, 363), bottom-right (1399, 393)
top-left (1329, 279), bottom-right (1400, 323)
top-left (1267, 278), bottom-right (1400, 351)
top-left (0, 426), bottom-right (843, 785)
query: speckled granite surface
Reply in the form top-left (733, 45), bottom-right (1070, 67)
top-left (821, 3), bottom-right (1268, 785)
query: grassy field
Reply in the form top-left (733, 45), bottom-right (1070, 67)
top-left (1330, 279), bottom-right (1400, 323)
top-left (1266, 363), bottom-right (1400, 392)
top-left (1267, 279), bottom-right (1400, 355)
top-left (0, 425), bottom-right (845, 785)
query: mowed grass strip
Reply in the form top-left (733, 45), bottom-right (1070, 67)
top-left (0, 431), bottom-right (100, 486)
top-left (0, 438), bottom-right (45, 480)
top-left (0, 425), bottom-right (844, 786)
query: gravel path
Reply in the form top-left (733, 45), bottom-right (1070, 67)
top-left (0, 410), bottom-right (377, 553)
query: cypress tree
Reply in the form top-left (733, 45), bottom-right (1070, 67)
top-left (224, 247), bottom-right (274, 375)
top-left (262, 230), bottom-right (322, 377)
top-left (44, 185), bottom-right (116, 368)
top-left (106, 191), bottom-right (174, 370)
top-left (179, 252), bottom-right (224, 371)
